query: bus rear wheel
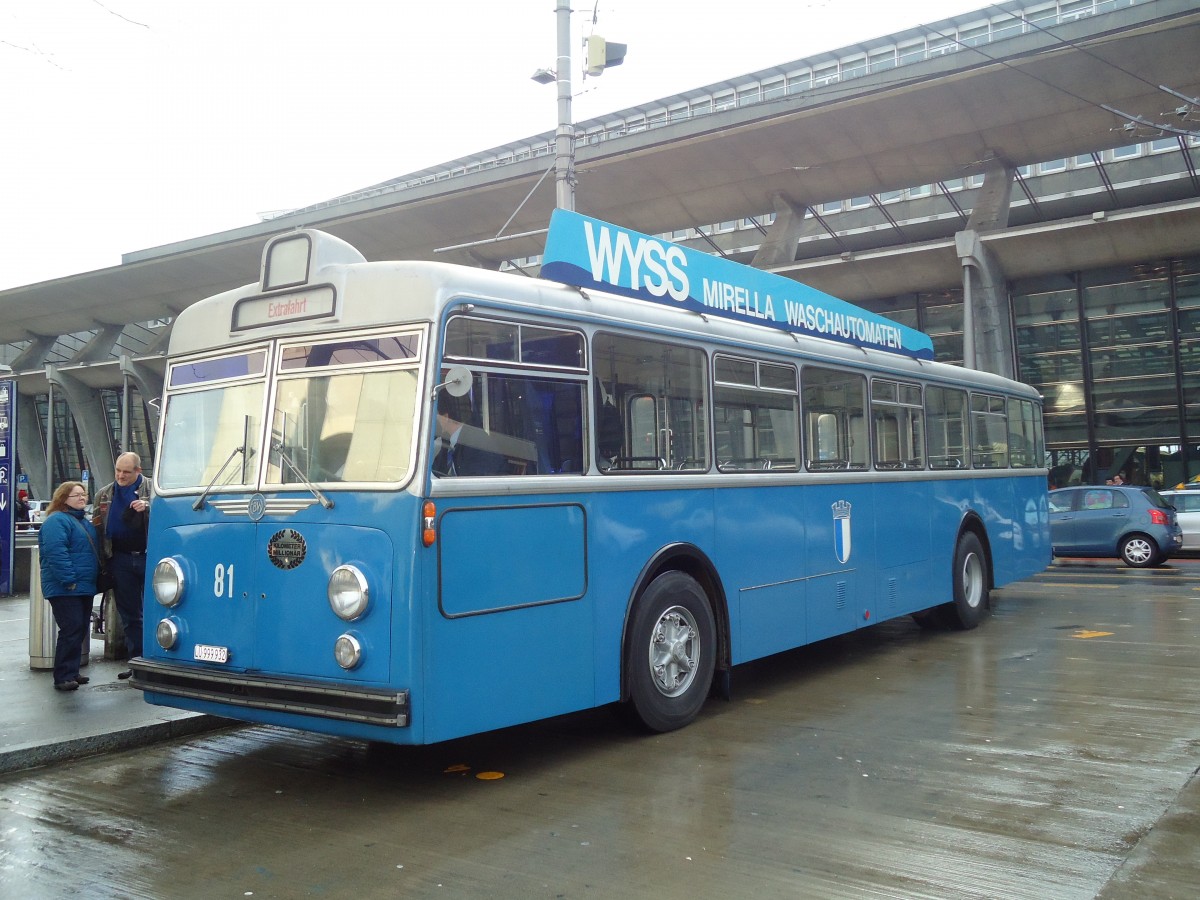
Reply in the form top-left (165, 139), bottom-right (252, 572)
top-left (624, 571), bottom-right (716, 733)
top-left (942, 532), bottom-right (989, 630)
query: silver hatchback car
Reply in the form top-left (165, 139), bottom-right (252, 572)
top-left (1159, 490), bottom-right (1200, 552)
top-left (1049, 485), bottom-right (1184, 567)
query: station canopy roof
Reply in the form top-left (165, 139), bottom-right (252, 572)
top-left (2, 0), bottom-right (1198, 347)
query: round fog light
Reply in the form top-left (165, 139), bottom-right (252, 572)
top-left (334, 634), bottom-right (362, 670)
top-left (157, 618), bottom-right (179, 650)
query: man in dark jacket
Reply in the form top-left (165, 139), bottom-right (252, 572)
top-left (93, 453), bottom-right (151, 679)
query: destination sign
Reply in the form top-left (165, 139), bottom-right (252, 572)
top-left (540, 209), bottom-right (934, 360)
top-left (232, 285), bottom-right (337, 331)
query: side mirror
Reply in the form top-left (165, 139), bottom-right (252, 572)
top-left (432, 365), bottom-right (472, 399)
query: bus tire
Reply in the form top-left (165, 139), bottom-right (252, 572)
top-left (943, 532), bottom-right (989, 630)
top-left (624, 571), bottom-right (716, 733)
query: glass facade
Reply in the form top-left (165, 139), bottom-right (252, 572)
top-left (862, 255), bottom-right (1200, 489)
top-left (21, 382), bottom-right (156, 501)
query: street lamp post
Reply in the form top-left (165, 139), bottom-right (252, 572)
top-left (552, 0), bottom-right (575, 211)
top-left (533, 3), bottom-right (624, 212)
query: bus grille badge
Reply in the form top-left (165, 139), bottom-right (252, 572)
top-left (247, 494), bottom-right (267, 522)
top-left (267, 528), bottom-right (307, 570)
top-left (832, 500), bottom-right (852, 564)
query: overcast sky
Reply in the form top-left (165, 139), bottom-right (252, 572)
top-left (1, 0), bottom-right (986, 290)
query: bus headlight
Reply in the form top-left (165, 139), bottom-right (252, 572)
top-left (152, 558), bottom-right (185, 607)
top-left (156, 618), bottom-right (180, 650)
top-left (328, 565), bottom-right (369, 621)
top-left (334, 633), bottom-right (362, 670)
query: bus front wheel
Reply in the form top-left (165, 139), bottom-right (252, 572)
top-left (624, 571), bottom-right (716, 733)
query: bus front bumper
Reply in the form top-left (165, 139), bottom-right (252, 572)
top-left (129, 659), bottom-right (410, 727)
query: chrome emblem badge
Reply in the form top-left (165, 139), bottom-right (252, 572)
top-left (267, 528), bottom-right (306, 570)
top-left (247, 493), bottom-right (267, 522)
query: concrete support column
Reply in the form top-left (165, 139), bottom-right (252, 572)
top-left (119, 356), bottom-right (164, 435)
top-left (70, 324), bottom-right (125, 364)
top-left (15, 393), bottom-right (49, 500)
top-left (11, 335), bottom-right (57, 372)
top-left (955, 231), bottom-right (1015, 379)
top-left (752, 193), bottom-right (808, 269)
top-left (44, 365), bottom-right (115, 487)
top-left (954, 159), bottom-right (1017, 378)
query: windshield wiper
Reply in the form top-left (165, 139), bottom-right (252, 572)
top-left (272, 440), bottom-right (334, 509)
top-left (193, 445), bottom-right (245, 511)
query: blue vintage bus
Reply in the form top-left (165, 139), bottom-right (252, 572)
top-left (131, 211), bottom-right (1049, 743)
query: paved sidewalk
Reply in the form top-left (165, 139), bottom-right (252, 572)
top-left (0, 592), bottom-right (231, 776)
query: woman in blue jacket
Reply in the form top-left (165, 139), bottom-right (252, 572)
top-left (38, 481), bottom-right (100, 691)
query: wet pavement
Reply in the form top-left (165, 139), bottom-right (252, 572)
top-left (0, 593), bottom-right (230, 775)
top-left (1, 561), bottom-right (1198, 898)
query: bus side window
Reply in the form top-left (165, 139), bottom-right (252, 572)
top-left (971, 393), bottom-right (1009, 468)
top-left (594, 379), bottom-right (624, 469)
top-left (803, 366), bottom-right (867, 471)
top-left (714, 356), bottom-right (798, 472)
top-left (926, 385), bottom-right (967, 469)
top-left (436, 372), bottom-right (585, 476)
top-left (872, 379), bottom-right (925, 470)
top-left (592, 331), bottom-right (709, 472)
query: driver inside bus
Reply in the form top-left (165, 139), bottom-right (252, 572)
top-left (433, 410), bottom-right (507, 476)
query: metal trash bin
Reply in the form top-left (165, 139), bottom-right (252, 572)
top-left (27, 546), bottom-right (91, 671)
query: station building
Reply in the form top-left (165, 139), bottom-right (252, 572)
top-left (1, 0), bottom-right (1198, 498)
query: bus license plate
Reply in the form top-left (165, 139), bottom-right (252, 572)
top-left (193, 644), bottom-right (229, 664)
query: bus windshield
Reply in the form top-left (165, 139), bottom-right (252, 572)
top-left (158, 384), bottom-right (263, 491)
top-left (268, 367), bottom-right (419, 484)
top-left (157, 331), bottom-right (423, 491)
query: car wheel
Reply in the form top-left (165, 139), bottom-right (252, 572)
top-left (1119, 534), bottom-right (1160, 568)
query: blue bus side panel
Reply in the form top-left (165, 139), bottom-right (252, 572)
top-left (871, 480), bottom-right (934, 623)
top-left (714, 485), bottom-right (807, 662)
top-left (802, 484), bottom-right (864, 642)
top-left (438, 504), bottom-right (586, 616)
top-left (962, 475), bottom-right (1050, 588)
top-left (425, 497), bottom-right (592, 743)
